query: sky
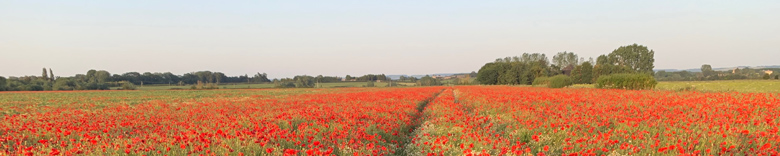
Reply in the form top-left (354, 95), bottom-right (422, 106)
top-left (1, 0), bottom-right (779, 78)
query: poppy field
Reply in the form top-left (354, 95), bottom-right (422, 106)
top-left (1, 86), bottom-right (780, 155)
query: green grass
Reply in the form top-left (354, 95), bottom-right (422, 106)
top-left (567, 80), bottom-right (780, 93)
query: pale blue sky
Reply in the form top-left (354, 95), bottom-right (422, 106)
top-left (2, 0), bottom-right (778, 78)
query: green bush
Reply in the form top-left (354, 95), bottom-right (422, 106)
top-left (532, 77), bottom-right (550, 86)
top-left (119, 82), bottom-right (137, 90)
top-left (531, 75), bottom-right (573, 88)
top-left (274, 82), bottom-right (296, 88)
top-left (366, 81), bottom-right (375, 87)
top-left (595, 73), bottom-right (657, 90)
top-left (548, 75), bottom-right (573, 88)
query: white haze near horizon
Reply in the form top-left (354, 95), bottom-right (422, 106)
top-left (1, 0), bottom-right (779, 79)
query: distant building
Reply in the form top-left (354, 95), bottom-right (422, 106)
top-left (764, 70), bottom-right (774, 75)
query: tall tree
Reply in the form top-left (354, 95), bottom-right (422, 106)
top-left (476, 62), bottom-right (500, 85)
top-left (0, 76), bottom-right (6, 91)
top-left (607, 44), bottom-right (655, 74)
top-left (86, 69), bottom-right (98, 83)
top-left (701, 64), bottom-right (715, 80)
top-left (552, 51), bottom-right (578, 69)
top-left (214, 72), bottom-right (225, 84)
top-left (579, 61), bottom-right (593, 84)
top-left (95, 70), bottom-right (111, 83)
top-left (572, 62), bottom-right (594, 84)
top-left (42, 68), bottom-right (49, 81)
top-left (49, 68), bottom-right (54, 82)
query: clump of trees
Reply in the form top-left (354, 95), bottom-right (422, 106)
top-left (417, 76), bottom-right (441, 86)
top-left (478, 44), bottom-right (654, 82)
top-left (476, 44), bottom-right (657, 89)
top-left (476, 53), bottom-right (552, 85)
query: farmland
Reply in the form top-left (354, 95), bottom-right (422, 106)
top-left (2, 86), bottom-right (780, 155)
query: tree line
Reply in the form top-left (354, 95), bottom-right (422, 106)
top-left (0, 69), bottom-right (272, 91)
top-left (476, 44), bottom-right (655, 85)
top-left (656, 65), bottom-right (780, 81)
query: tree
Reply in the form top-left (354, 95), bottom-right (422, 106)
top-left (95, 70), bottom-right (111, 83)
top-left (293, 75), bottom-right (315, 88)
top-left (214, 72), bottom-right (226, 84)
top-left (86, 69), bottom-right (98, 83)
top-left (42, 68), bottom-right (49, 81)
top-left (579, 62), bottom-right (593, 84)
top-left (775, 75), bottom-right (779, 80)
top-left (476, 63), bottom-right (500, 85)
top-left (606, 44), bottom-right (655, 74)
top-left (552, 51), bottom-right (578, 69)
top-left (764, 73), bottom-right (771, 80)
top-left (252, 73), bottom-right (270, 83)
top-left (49, 68), bottom-right (54, 82)
top-left (0, 76), bottom-right (6, 91)
top-left (701, 64), bottom-right (715, 80)
top-left (418, 75), bottom-right (441, 86)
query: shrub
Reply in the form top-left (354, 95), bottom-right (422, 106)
top-left (275, 82), bottom-right (296, 88)
top-left (533, 75), bottom-right (573, 88)
top-left (119, 82), bottom-right (136, 90)
top-left (548, 75), bottom-right (573, 88)
top-left (532, 77), bottom-right (550, 86)
top-left (366, 81), bottom-right (375, 87)
top-left (595, 73), bottom-right (657, 90)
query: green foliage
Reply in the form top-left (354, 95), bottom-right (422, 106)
top-left (83, 82), bottom-right (110, 90)
top-left (595, 73), bottom-right (657, 90)
top-left (548, 75), bottom-right (574, 88)
top-left (119, 81), bottom-right (137, 90)
top-left (191, 81), bottom-right (219, 90)
top-left (701, 64), bottom-right (715, 80)
top-left (417, 76), bottom-right (441, 86)
top-left (274, 82), bottom-right (296, 88)
top-left (42, 68), bottom-right (49, 81)
top-left (476, 63), bottom-right (500, 85)
top-left (606, 44), bottom-right (655, 75)
top-left (365, 81), bottom-right (375, 87)
top-left (532, 77), bottom-right (549, 86)
top-left (532, 75), bottom-right (573, 88)
top-left (764, 74), bottom-right (771, 80)
top-left (53, 78), bottom-right (76, 90)
top-left (293, 75), bottom-right (315, 88)
top-left (0, 76), bottom-right (6, 91)
top-left (552, 51), bottom-right (578, 69)
top-left (571, 62), bottom-right (593, 84)
top-left (477, 53), bottom-right (552, 85)
top-left (355, 74), bottom-right (387, 82)
top-left (776, 75), bottom-right (779, 80)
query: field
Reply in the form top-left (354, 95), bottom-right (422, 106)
top-left (2, 86), bottom-right (780, 155)
top-left (655, 80), bottom-right (780, 93)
